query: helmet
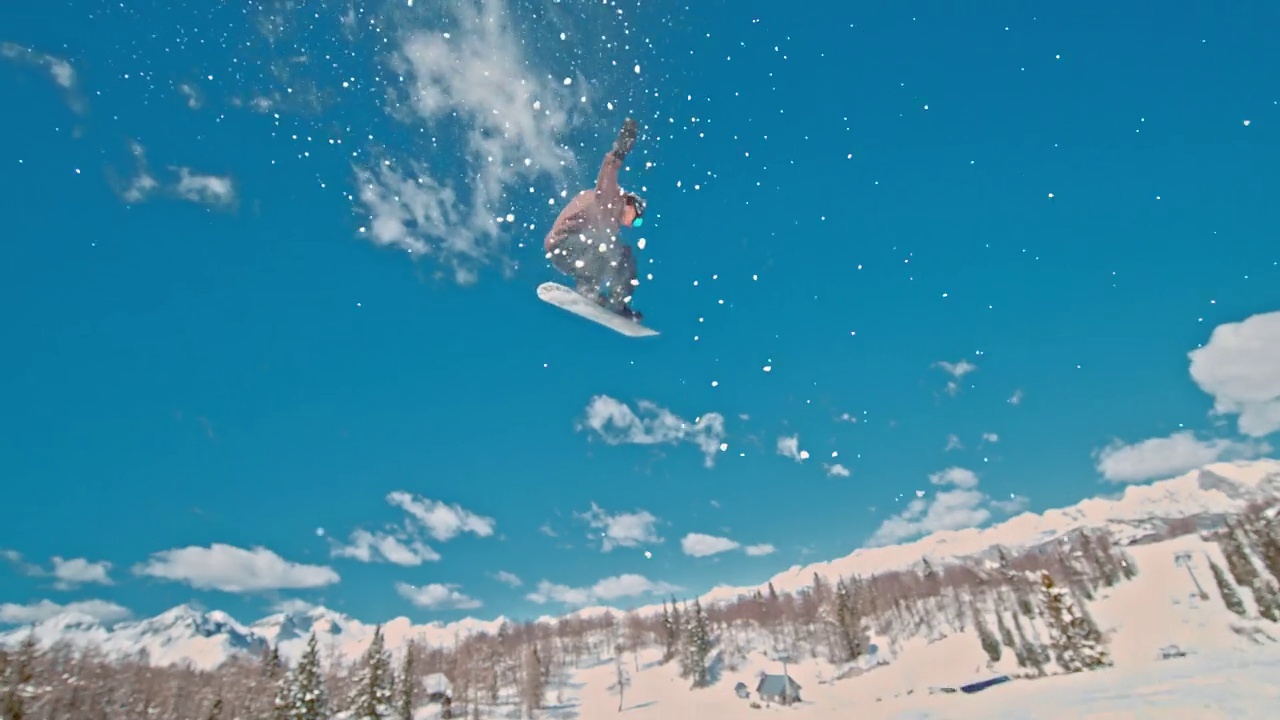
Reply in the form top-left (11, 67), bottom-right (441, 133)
top-left (623, 191), bottom-right (646, 226)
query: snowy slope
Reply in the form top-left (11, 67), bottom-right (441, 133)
top-left (533, 533), bottom-right (1280, 720)
top-left (3, 459), bottom-right (1278, 672)
top-left (698, 459), bottom-right (1280, 603)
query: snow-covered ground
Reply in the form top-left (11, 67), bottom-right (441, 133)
top-left (553, 646), bottom-right (1280, 720)
top-left (412, 531), bottom-right (1280, 720)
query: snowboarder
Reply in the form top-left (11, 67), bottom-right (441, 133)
top-left (543, 117), bottom-right (647, 321)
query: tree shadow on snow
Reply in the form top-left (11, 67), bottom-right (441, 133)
top-left (539, 702), bottom-right (581, 720)
top-left (624, 701), bottom-right (658, 712)
top-left (705, 652), bottom-right (725, 686)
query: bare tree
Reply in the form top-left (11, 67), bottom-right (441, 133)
top-left (606, 645), bottom-right (631, 712)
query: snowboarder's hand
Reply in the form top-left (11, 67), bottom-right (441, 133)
top-left (613, 117), bottom-right (638, 157)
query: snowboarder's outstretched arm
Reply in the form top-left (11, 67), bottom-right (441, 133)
top-left (595, 117), bottom-right (637, 201)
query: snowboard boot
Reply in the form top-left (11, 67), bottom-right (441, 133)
top-left (615, 304), bottom-right (643, 323)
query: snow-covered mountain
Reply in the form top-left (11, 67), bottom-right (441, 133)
top-left (698, 458), bottom-right (1280, 603)
top-left (3, 458), bottom-right (1278, 671)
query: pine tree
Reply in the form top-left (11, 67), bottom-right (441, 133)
top-left (1087, 532), bottom-right (1124, 587)
top-left (1250, 512), bottom-right (1280, 585)
top-left (1208, 556), bottom-right (1248, 616)
top-left (832, 579), bottom-right (866, 662)
top-left (272, 666), bottom-right (294, 720)
top-left (920, 558), bottom-right (941, 596)
top-left (205, 696), bottom-right (225, 720)
top-left (348, 625), bottom-right (394, 720)
top-left (973, 600), bottom-right (1001, 664)
top-left (678, 600), bottom-right (713, 688)
top-left (1251, 578), bottom-right (1280, 622)
top-left (1038, 572), bottom-right (1110, 673)
top-left (1220, 520), bottom-right (1260, 588)
top-left (1056, 549), bottom-right (1094, 601)
top-left (997, 547), bottom-right (1037, 617)
top-left (396, 644), bottom-right (417, 720)
top-left (810, 572), bottom-right (830, 610)
top-left (663, 598), bottom-right (683, 663)
top-left (1008, 608), bottom-right (1039, 673)
top-left (289, 632), bottom-right (329, 720)
top-left (1218, 519), bottom-right (1280, 620)
top-left (995, 609), bottom-right (1018, 656)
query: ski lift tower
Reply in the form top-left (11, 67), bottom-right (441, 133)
top-left (1175, 552), bottom-right (1209, 600)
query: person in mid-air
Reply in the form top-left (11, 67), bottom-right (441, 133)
top-left (544, 117), bottom-right (647, 321)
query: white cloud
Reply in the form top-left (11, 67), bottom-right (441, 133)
top-left (1189, 311), bottom-right (1280, 437)
top-left (825, 463), bottom-right (851, 478)
top-left (576, 503), bottom-right (662, 552)
top-left (982, 432), bottom-right (999, 444)
top-left (174, 167), bottom-right (236, 206)
top-left (0, 599), bottom-right (131, 625)
top-left (580, 395), bottom-right (727, 468)
top-left (990, 494), bottom-right (1030, 513)
top-left (1094, 430), bottom-right (1271, 484)
top-left (395, 582), bottom-right (482, 610)
top-left (491, 570), bottom-right (522, 587)
top-left (744, 543), bottom-right (777, 556)
top-left (133, 543), bottom-right (340, 593)
top-left (525, 573), bottom-right (681, 607)
top-left (868, 489), bottom-right (991, 547)
top-left (387, 492), bottom-right (496, 542)
top-left (930, 466), bottom-right (980, 490)
top-left (2, 552), bottom-right (113, 590)
top-left (50, 557), bottom-right (113, 590)
top-left (0, 43), bottom-right (82, 112)
top-left (866, 466), bottom-right (1019, 547)
top-left (330, 528), bottom-right (440, 566)
top-left (113, 142), bottom-right (233, 208)
top-left (120, 141), bottom-right (159, 203)
top-left (680, 533), bottom-right (740, 558)
top-left (331, 492), bottom-right (491, 566)
top-left (935, 359), bottom-right (978, 378)
top-left (1008, 389), bottom-right (1024, 406)
top-left (776, 434), bottom-right (810, 462)
top-left (932, 359), bottom-right (977, 396)
top-left (178, 83), bottom-right (202, 109)
top-left (271, 598), bottom-right (317, 615)
top-left (944, 434), bottom-right (963, 451)
top-left (355, 0), bottom-right (578, 285)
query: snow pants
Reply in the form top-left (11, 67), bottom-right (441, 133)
top-left (547, 232), bottom-right (637, 310)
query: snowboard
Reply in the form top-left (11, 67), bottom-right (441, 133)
top-left (537, 282), bottom-right (659, 338)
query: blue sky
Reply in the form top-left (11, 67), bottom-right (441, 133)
top-left (1, 0), bottom-right (1277, 629)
